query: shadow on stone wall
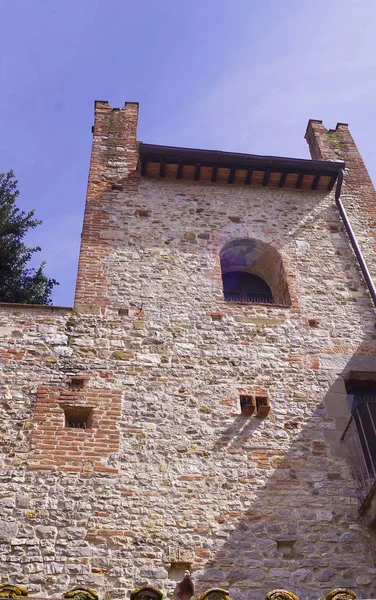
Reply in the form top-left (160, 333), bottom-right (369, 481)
top-left (212, 416), bottom-right (265, 453)
top-left (192, 333), bottom-right (376, 600)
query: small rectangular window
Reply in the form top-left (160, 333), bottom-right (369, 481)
top-left (277, 539), bottom-right (296, 557)
top-left (135, 209), bottom-right (151, 217)
top-left (308, 318), bottom-right (320, 328)
top-left (69, 378), bottom-right (85, 391)
top-left (210, 312), bottom-right (222, 321)
top-left (63, 406), bottom-right (93, 429)
top-left (240, 395), bottom-right (255, 416)
top-left (256, 396), bottom-right (270, 417)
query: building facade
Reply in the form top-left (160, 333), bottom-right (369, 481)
top-left (0, 102), bottom-right (376, 600)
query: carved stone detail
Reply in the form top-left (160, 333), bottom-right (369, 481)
top-left (63, 588), bottom-right (99, 600)
top-left (325, 589), bottom-right (357, 600)
top-left (265, 590), bottom-right (299, 600)
top-left (0, 586), bottom-right (28, 598)
top-left (167, 546), bottom-right (194, 564)
top-left (196, 589), bottom-right (232, 600)
top-left (130, 586), bottom-right (164, 600)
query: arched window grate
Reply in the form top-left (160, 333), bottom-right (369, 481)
top-left (222, 271), bottom-right (273, 304)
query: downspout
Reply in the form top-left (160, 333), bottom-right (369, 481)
top-left (335, 168), bottom-right (376, 307)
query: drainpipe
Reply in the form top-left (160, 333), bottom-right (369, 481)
top-left (335, 169), bottom-right (376, 307)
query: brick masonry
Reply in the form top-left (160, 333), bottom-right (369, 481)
top-left (0, 105), bottom-right (376, 600)
top-left (74, 101), bottom-right (139, 312)
top-left (31, 384), bottom-right (121, 473)
top-left (305, 119), bottom-right (376, 282)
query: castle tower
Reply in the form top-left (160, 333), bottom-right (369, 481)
top-left (0, 103), bottom-right (376, 600)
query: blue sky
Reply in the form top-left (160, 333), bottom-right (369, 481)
top-left (1, 0), bottom-right (376, 305)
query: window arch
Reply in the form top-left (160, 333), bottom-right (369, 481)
top-left (220, 238), bottom-right (291, 306)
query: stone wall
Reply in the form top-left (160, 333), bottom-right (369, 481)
top-left (305, 119), bottom-right (376, 283)
top-left (0, 106), bottom-right (376, 600)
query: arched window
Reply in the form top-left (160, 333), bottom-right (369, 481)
top-left (220, 238), bottom-right (291, 306)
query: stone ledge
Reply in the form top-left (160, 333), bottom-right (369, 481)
top-left (0, 302), bottom-right (72, 311)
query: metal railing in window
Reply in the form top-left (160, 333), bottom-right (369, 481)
top-left (341, 395), bottom-right (376, 505)
top-left (224, 292), bottom-right (274, 304)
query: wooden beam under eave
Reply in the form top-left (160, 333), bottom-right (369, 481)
top-left (295, 172), bottom-right (304, 189)
top-left (311, 173), bottom-right (321, 190)
top-left (194, 164), bottom-right (201, 181)
top-left (245, 168), bottom-right (252, 185)
top-left (327, 173), bottom-right (337, 191)
top-left (228, 167), bottom-right (236, 184)
top-left (159, 162), bottom-right (165, 178)
top-left (177, 163), bottom-right (183, 179)
top-left (262, 170), bottom-right (270, 187)
top-left (278, 172), bottom-right (287, 188)
top-left (211, 166), bottom-right (218, 182)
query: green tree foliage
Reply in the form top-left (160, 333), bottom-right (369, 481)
top-left (0, 171), bottom-right (58, 304)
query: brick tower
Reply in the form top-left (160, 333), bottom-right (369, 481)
top-left (0, 103), bottom-right (376, 600)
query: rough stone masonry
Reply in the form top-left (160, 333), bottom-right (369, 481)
top-left (0, 102), bottom-right (376, 600)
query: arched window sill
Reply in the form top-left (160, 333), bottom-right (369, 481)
top-left (223, 300), bottom-right (292, 309)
